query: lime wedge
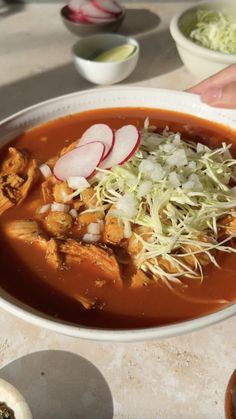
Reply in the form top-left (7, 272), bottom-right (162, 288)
top-left (95, 44), bottom-right (136, 62)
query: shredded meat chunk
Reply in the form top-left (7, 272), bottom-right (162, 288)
top-left (76, 295), bottom-right (100, 309)
top-left (130, 269), bottom-right (149, 288)
top-left (81, 187), bottom-right (98, 208)
top-left (1, 147), bottom-right (29, 174)
top-left (103, 214), bottom-right (124, 245)
top-left (53, 182), bottom-right (73, 204)
top-left (46, 238), bottom-right (63, 269)
top-left (44, 212), bottom-right (73, 238)
top-left (60, 239), bottom-right (122, 285)
top-left (19, 158), bottom-right (39, 203)
top-left (219, 215), bottom-right (236, 236)
top-left (0, 155), bottom-right (39, 216)
top-left (41, 176), bottom-right (56, 203)
top-left (5, 219), bottom-right (47, 245)
top-left (0, 173), bottom-right (24, 214)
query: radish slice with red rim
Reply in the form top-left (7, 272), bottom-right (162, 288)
top-left (99, 125), bottom-right (140, 170)
top-left (68, 0), bottom-right (85, 12)
top-left (79, 124), bottom-right (114, 159)
top-left (54, 141), bottom-right (105, 181)
top-left (70, 11), bottom-right (89, 23)
top-left (81, 2), bottom-right (112, 18)
top-left (92, 0), bottom-right (122, 15)
top-left (85, 14), bottom-right (116, 23)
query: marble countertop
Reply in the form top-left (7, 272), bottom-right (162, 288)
top-left (0, 2), bottom-right (235, 418)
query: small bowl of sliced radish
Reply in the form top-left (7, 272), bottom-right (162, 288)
top-left (61, 0), bottom-right (125, 37)
top-left (72, 33), bottom-right (139, 85)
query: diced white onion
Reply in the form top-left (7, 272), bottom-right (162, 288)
top-left (166, 149), bottom-right (188, 167)
top-left (69, 208), bottom-right (78, 218)
top-left (82, 233), bottom-right (101, 243)
top-left (116, 193), bottom-right (138, 218)
top-left (38, 204), bottom-right (51, 214)
top-left (150, 165), bottom-right (164, 181)
top-left (39, 163), bottom-right (52, 178)
top-left (51, 202), bottom-right (70, 212)
top-left (173, 133), bottom-right (181, 145)
top-left (188, 161), bottom-right (196, 170)
top-left (137, 180), bottom-right (152, 198)
top-left (67, 176), bottom-right (90, 191)
top-left (87, 223), bottom-right (101, 235)
top-left (169, 171), bottom-right (181, 188)
top-left (197, 143), bottom-right (205, 153)
top-left (144, 117), bottom-right (150, 129)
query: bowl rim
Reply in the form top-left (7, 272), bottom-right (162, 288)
top-left (60, 4), bottom-right (125, 27)
top-left (72, 33), bottom-right (140, 65)
top-left (0, 86), bottom-right (236, 342)
top-left (170, 0), bottom-right (236, 62)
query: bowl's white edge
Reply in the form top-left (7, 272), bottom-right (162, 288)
top-left (0, 85), bottom-right (236, 342)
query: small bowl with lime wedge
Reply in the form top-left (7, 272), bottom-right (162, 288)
top-left (72, 34), bottom-right (139, 85)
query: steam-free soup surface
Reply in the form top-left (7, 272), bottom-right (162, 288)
top-left (0, 107), bottom-right (236, 329)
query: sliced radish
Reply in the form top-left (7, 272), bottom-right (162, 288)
top-left (54, 141), bottom-right (105, 181)
top-left (99, 125), bottom-right (140, 170)
top-left (79, 124), bottom-right (114, 159)
top-left (70, 11), bottom-right (90, 23)
top-left (85, 14), bottom-right (116, 23)
top-left (92, 0), bottom-right (122, 16)
top-left (81, 2), bottom-right (112, 19)
top-left (68, 0), bottom-right (85, 12)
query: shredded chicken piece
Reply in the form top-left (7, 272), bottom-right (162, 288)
top-left (219, 215), bottom-right (236, 236)
top-left (130, 269), bottom-right (149, 288)
top-left (60, 239), bottom-right (122, 285)
top-left (77, 211), bottom-right (104, 225)
top-left (73, 210), bottom-right (104, 239)
top-left (5, 219), bottom-right (47, 246)
top-left (72, 200), bottom-right (85, 211)
top-left (53, 182), bottom-right (73, 204)
top-left (76, 295), bottom-right (99, 309)
top-left (81, 187), bottom-right (98, 208)
top-left (157, 257), bottom-right (183, 274)
top-left (103, 214), bottom-right (124, 245)
top-left (44, 212), bottom-right (73, 238)
top-left (0, 173), bottom-right (25, 215)
top-left (128, 226), bottom-right (153, 257)
top-left (46, 238), bottom-right (63, 269)
top-left (1, 147), bottom-right (29, 174)
top-left (41, 176), bottom-right (57, 203)
top-left (18, 158), bottom-right (39, 203)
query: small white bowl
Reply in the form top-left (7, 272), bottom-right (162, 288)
top-left (72, 33), bottom-right (139, 85)
top-left (170, 0), bottom-right (236, 80)
top-left (0, 378), bottom-right (32, 419)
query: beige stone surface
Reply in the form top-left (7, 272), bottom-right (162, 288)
top-left (0, 2), bottom-right (235, 418)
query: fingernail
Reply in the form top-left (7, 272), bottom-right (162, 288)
top-left (201, 87), bottom-right (223, 103)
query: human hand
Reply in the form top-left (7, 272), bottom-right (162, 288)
top-left (187, 64), bottom-right (236, 109)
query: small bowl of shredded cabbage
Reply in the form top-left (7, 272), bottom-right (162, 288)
top-left (170, 0), bottom-right (236, 80)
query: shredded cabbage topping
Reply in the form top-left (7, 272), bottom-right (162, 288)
top-left (91, 121), bottom-right (236, 287)
top-left (189, 9), bottom-right (236, 54)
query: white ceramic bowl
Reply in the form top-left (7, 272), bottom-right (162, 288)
top-left (0, 87), bottom-right (236, 342)
top-left (170, 0), bottom-right (236, 80)
top-left (72, 33), bottom-right (139, 85)
top-left (0, 378), bottom-right (32, 419)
